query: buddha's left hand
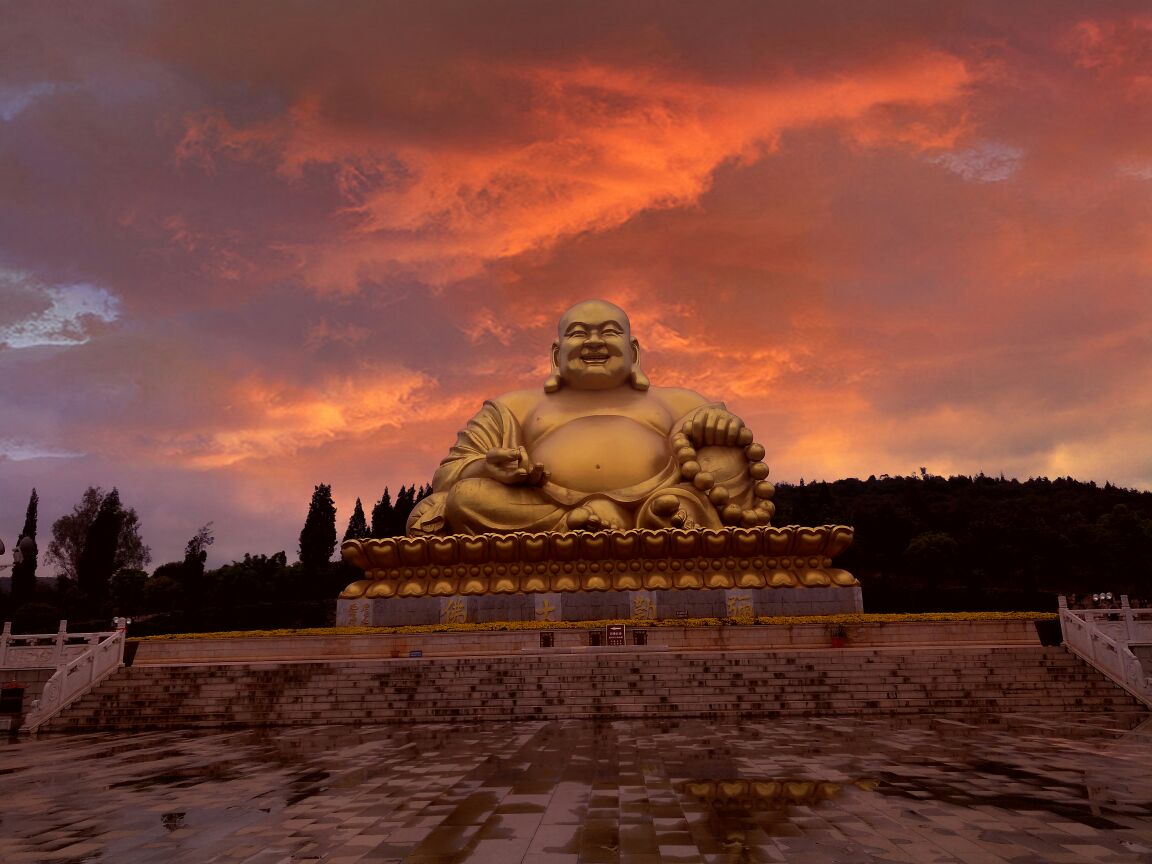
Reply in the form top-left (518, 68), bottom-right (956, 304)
top-left (683, 407), bottom-right (749, 447)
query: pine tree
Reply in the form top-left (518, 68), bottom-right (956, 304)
top-left (11, 488), bottom-right (38, 603)
top-left (343, 498), bottom-right (369, 541)
top-left (394, 484), bottom-right (416, 535)
top-left (77, 488), bottom-right (124, 599)
top-left (20, 487), bottom-right (37, 546)
top-left (299, 483), bottom-right (337, 574)
top-left (370, 488), bottom-right (393, 537)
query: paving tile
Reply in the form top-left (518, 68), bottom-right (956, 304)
top-left (0, 714), bottom-right (1150, 863)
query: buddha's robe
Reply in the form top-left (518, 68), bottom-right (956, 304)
top-left (409, 399), bottom-right (735, 535)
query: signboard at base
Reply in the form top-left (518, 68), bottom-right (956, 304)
top-left (606, 624), bottom-right (626, 646)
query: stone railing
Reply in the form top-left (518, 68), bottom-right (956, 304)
top-left (19, 623), bottom-right (127, 734)
top-left (1, 620), bottom-right (116, 669)
top-left (1059, 595), bottom-right (1152, 707)
top-left (341, 524), bottom-right (856, 600)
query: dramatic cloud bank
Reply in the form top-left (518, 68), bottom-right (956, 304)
top-left (2, 1), bottom-right (1150, 569)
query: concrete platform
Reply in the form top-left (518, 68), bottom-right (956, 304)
top-left (2, 714), bottom-right (1150, 863)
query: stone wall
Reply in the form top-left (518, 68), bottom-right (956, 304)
top-left (337, 585), bottom-right (863, 626)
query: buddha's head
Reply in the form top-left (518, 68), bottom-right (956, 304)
top-left (545, 299), bottom-right (649, 392)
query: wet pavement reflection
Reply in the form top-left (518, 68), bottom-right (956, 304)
top-left (1, 713), bottom-right (1150, 863)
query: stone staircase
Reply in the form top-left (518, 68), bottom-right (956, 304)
top-left (40, 645), bottom-right (1147, 732)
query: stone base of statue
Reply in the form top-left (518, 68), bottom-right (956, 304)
top-left (337, 584), bottom-right (862, 626)
top-left (337, 524), bottom-right (860, 626)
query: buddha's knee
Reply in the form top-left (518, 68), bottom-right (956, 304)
top-left (444, 478), bottom-right (507, 522)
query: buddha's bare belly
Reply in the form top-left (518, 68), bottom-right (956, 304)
top-left (531, 415), bottom-right (670, 493)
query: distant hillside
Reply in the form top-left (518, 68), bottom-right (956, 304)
top-left (773, 474), bottom-right (1152, 612)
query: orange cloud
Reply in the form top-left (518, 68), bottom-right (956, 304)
top-left (1065, 14), bottom-right (1152, 94)
top-left (153, 366), bottom-right (454, 469)
top-left (175, 51), bottom-right (974, 292)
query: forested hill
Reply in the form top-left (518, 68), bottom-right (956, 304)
top-left (773, 474), bottom-right (1152, 612)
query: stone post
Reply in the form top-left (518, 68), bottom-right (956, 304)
top-left (55, 620), bottom-right (68, 666)
top-left (1121, 595), bottom-right (1134, 643)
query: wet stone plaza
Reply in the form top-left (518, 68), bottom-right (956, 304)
top-left (2, 713), bottom-right (1151, 864)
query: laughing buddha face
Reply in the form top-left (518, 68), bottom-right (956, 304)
top-left (551, 299), bottom-right (638, 392)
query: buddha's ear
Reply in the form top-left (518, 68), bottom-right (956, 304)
top-left (544, 342), bottom-right (563, 392)
top-left (630, 338), bottom-right (650, 391)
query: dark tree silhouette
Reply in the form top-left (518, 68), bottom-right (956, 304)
top-left (370, 488), bottom-right (394, 537)
top-left (394, 484), bottom-right (417, 534)
top-left (772, 473), bottom-right (1152, 611)
top-left (184, 522), bottom-right (214, 568)
top-left (47, 486), bottom-right (151, 585)
top-left (299, 484), bottom-right (337, 574)
top-left (11, 488), bottom-right (38, 603)
top-left (181, 522), bottom-right (216, 597)
top-left (364, 484), bottom-right (434, 537)
top-left (76, 489), bottom-right (125, 600)
top-left (343, 498), bottom-right (370, 541)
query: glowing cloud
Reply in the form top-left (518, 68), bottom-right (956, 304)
top-left (175, 52), bottom-right (973, 289)
top-left (152, 366), bottom-right (453, 469)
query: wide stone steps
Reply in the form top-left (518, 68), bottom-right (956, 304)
top-left (42, 646), bottom-right (1146, 732)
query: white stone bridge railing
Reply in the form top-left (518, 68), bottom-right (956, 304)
top-left (1, 620), bottom-right (116, 669)
top-left (1059, 595), bottom-right (1152, 708)
top-left (2, 620), bottom-right (128, 734)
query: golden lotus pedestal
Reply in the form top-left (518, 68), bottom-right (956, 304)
top-left (337, 524), bottom-right (860, 627)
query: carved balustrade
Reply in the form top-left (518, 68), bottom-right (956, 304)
top-left (22, 627), bottom-right (127, 733)
top-left (1059, 595), bottom-right (1152, 707)
top-left (1, 621), bottom-right (114, 670)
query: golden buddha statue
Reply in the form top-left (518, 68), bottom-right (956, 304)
top-left (408, 299), bottom-right (775, 536)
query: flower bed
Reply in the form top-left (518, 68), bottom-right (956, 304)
top-left (133, 610), bottom-right (1056, 641)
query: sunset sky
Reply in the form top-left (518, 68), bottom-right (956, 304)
top-left (2, 1), bottom-right (1151, 572)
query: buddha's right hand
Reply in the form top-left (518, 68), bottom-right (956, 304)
top-left (483, 446), bottom-right (549, 486)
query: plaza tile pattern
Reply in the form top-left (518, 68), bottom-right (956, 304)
top-left (1, 714), bottom-right (1150, 863)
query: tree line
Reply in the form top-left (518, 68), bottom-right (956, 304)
top-left (1, 483), bottom-right (430, 634)
top-left (773, 472), bottom-right (1152, 611)
top-left (3, 473), bottom-right (1150, 633)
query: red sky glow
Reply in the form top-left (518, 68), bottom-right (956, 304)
top-left (2, 1), bottom-right (1151, 570)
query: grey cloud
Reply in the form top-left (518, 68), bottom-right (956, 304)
top-left (0, 274), bottom-right (120, 349)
